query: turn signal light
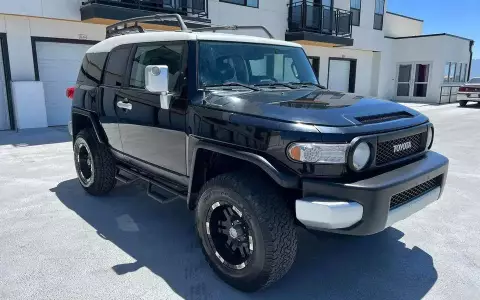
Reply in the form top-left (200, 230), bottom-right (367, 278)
top-left (66, 87), bottom-right (75, 99)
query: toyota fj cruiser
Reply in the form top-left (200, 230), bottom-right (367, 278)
top-left (69, 14), bottom-right (449, 292)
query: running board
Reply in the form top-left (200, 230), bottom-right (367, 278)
top-left (117, 165), bottom-right (187, 204)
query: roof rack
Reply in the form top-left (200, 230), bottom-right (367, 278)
top-left (191, 25), bottom-right (274, 39)
top-left (105, 14), bottom-right (274, 39)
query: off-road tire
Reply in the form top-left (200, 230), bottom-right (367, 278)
top-left (73, 129), bottom-right (116, 196)
top-left (195, 171), bottom-right (298, 292)
top-left (459, 100), bottom-right (468, 107)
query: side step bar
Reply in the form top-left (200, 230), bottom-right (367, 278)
top-left (116, 165), bottom-right (187, 204)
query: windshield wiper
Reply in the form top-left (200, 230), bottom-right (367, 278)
top-left (288, 82), bottom-right (326, 89)
top-left (254, 82), bottom-right (298, 89)
top-left (204, 82), bottom-right (260, 91)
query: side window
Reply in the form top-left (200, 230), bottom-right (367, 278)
top-left (103, 46), bottom-right (131, 86)
top-left (129, 43), bottom-right (184, 91)
top-left (77, 53), bottom-right (107, 86)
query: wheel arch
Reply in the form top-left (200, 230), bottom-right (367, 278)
top-left (71, 108), bottom-right (107, 144)
top-left (186, 141), bottom-right (299, 210)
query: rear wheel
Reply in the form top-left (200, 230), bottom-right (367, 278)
top-left (195, 171), bottom-right (297, 292)
top-left (73, 129), bottom-right (116, 196)
top-left (459, 100), bottom-right (468, 107)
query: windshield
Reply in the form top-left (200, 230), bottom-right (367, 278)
top-left (198, 41), bottom-right (318, 88)
top-left (468, 77), bottom-right (480, 84)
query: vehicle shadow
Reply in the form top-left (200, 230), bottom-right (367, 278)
top-left (0, 127), bottom-right (70, 146)
top-left (458, 102), bottom-right (480, 109)
top-left (52, 179), bottom-right (437, 300)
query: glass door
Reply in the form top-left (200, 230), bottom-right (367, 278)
top-left (396, 64), bottom-right (412, 101)
top-left (395, 63), bottom-right (431, 101)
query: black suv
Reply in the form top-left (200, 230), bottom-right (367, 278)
top-left (69, 15), bottom-right (449, 292)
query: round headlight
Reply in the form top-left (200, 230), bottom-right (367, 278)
top-left (352, 142), bottom-right (371, 170)
top-left (426, 127), bottom-right (434, 149)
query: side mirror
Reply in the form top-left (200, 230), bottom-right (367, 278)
top-left (145, 65), bottom-right (170, 109)
top-left (145, 65), bottom-right (169, 93)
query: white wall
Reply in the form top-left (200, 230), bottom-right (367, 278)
top-left (384, 13), bottom-right (423, 38)
top-left (0, 14), bottom-right (105, 82)
top-left (388, 35), bottom-right (471, 103)
top-left (207, 0), bottom-right (289, 40)
top-left (348, 0), bottom-right (387, 52)
top-left (303, 45), bottom-right (374, 96)
top-left (0, 0), bottom-right (82, 21)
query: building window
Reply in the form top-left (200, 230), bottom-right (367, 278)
top-left (461, 63), bottom-right (468, 82)
top-left (444, 62), bottom-right (451, 83)
top-left (444, 62), bottom-right (468, 83)
top-left (220, 0), bottom-right (259, 8)
top-left (351, 0), bottom-right (361, 26)
top-left (373, 0), bottom-right (385, 30)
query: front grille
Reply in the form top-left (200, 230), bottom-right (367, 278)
top-left (390, 176), bottom-right (442, 210)
top-left (376, 132), bottom-right (425, 165)
top-left (356, 112), bottom-right (413, 125)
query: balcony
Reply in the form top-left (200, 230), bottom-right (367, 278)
top-left (81, 0), bottom-right (211, 29)
top-left (286, 1), bottom-right (353, 47)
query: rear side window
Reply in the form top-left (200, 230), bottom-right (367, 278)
top-left (129, 43), bottom-right (184, 91)
top-left (77, 52), bottom-right (107, 86)
top-left (103, 46), bottom-right (132, 86)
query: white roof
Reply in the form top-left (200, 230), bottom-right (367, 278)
top-left (87, 31), bottom-right (302, 53)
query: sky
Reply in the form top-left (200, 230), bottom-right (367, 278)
top-left (388, 0), bottom-right (479, 59)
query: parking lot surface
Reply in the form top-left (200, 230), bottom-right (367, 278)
top-left (1, 103), bottom-right (479, 300)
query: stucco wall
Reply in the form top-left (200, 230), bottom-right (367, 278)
top-left (207, 0), bottom-right (289, 40)
top-left (303, 45), bottom-right (374, 96)
top-left (389, 35), bottom-right (471, 103)
top-left (384, 13), bottom-right (423, 38)
top-left (0, 0), bottom-right (82, 21)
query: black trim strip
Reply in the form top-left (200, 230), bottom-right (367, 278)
top-left (386, 11), bottom-right (424, 22)
top-left (386, 33), bottom-right (473, 42)
top-left (0, 33), bottom-right (15, 130)
top-left (31, 36), bottom-right (100, 81)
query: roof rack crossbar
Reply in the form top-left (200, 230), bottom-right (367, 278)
top-left (192, 25), bottom-right (274, 39)
top-left (106, 14), bottom-right (189, 38)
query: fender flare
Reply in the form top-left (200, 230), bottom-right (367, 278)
top-left (71, 107), bottom-right (107, 144)
top-left (186, 141), bottom-right (299, 208)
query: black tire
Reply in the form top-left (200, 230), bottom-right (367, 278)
top-left (459, 100), bottom-right (468, 107)
top-left (73, 129), bottom-right (116, 196)
top-left (195, 171), bottom-right (297, 292)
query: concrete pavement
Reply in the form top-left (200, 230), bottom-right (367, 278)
top-left (0, 103), bottom-right (479, 299)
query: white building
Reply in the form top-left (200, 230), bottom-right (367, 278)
top-left (0, 0), bottom-right (474, 130)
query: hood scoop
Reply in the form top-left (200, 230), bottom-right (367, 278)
top-left (355, 111), bottom-right (413, 125)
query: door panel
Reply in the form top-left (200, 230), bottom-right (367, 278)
top-left (117, 89), bottom-right (187, 175)
top-left (98, 45), bottom-right (132, 151)
top-left (329, 59), bottom-right (350, 92)
top-left (118, 42), bottom-right (188, 175)
top-left (98, 87), bottom-right (123, 151)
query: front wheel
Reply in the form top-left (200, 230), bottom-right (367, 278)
top-left (195, 171), bottom-right (298, 292)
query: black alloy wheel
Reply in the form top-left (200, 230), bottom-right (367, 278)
top-left (206, 201), bottom-right (253, 270)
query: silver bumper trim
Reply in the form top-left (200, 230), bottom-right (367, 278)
top-left (68, 121), bottom-right (73, 136)
top-left (295, 198), bottom-right (363, 230)
top-left (386, 187), bottom-right (441, 227)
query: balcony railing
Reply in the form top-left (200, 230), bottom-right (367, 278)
top-left (288, 1), bottom-right (352, 38)
top-left (82, 0), bottom-right (208, 19)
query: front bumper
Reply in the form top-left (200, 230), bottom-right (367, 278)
top-left (295, 151), bottom-right (448, 236)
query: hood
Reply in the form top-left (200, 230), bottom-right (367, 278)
top-left (202, 88), bottom-right (426, 127)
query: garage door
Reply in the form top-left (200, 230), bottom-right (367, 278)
top-left (0, 43), bottom-right (9, 130)
top-left (36, 42), bottom-right (93, 126)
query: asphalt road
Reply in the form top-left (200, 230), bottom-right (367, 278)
top-left (1, 103), bottom-right (480, 300)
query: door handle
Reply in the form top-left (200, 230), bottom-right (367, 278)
top-left (117, 100), bottom-right (132, 110)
